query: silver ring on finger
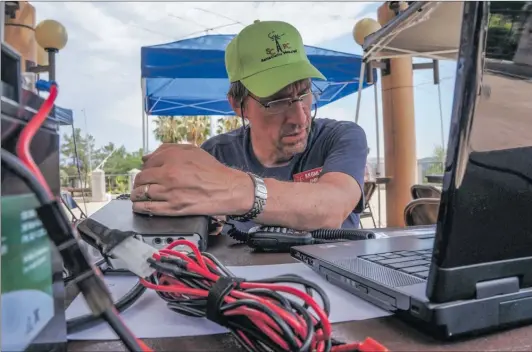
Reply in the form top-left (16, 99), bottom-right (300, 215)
top-left (143, 184), bottom-right (151, 201)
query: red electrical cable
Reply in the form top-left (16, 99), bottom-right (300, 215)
top-left (15, 83), bottom-right (57, 198)
top-left (141, 239), bottom-right (389, 352)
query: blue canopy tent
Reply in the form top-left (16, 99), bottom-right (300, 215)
top-left (140, 34), bottom-right (376, 151)
top-left (55, 106), bottom-right (74, 126)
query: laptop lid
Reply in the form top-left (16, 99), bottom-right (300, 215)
top-left (427, 2), bottom-right (532, 303)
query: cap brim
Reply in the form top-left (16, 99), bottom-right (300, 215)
top-left (241, 61), bottom-right (326, 98)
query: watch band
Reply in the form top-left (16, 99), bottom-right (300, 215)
top-left (229, 173), bottom-right (267, 222)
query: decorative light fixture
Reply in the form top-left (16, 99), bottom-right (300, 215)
top-left (353, 18), bottom-right (382, 46)
top-left (27, 19), bottom-right (68, 82)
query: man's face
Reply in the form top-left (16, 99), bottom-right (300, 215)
top-left (246, 79), bottom-right (314, 160)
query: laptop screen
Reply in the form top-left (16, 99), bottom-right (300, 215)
top-left (436, 3), bottom-right (532, 268)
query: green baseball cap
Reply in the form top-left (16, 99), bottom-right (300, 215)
top-left (225, 20), bottom-right (326, 98)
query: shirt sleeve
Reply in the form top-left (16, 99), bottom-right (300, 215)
top-left (200, 138), bottom-right (219, 159)
top-left (320, 122), bottom-right (369, 213)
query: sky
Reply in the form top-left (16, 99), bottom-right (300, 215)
top-left (32, 1), bottom-right (457, 159)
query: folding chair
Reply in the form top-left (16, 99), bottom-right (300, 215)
top-left (60, 191), bottom-right (87, 224)
top-left (359, 181), bottom-right (377, 229)
top-left (410, 184), bottom-right (442, 200)
top-left (404, 198), bottom-right (440, 226)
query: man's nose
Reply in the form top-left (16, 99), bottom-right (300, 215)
top-left (285, 101), bottom-right (308, 126)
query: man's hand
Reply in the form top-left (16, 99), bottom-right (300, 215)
top-left (130, 144), bottom-right (253, 217)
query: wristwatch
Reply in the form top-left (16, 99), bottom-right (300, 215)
top-left (229, 173), bottom-right (268, 222)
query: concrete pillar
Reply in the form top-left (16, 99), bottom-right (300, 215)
top-left (91, 169), bottom-right (106, 202)
top-left (128, 168), bottom-right (141, 192)
top-left (378, 2), bottom-right (417, 227)
top-left (72, 178), bottom-right (81, 189)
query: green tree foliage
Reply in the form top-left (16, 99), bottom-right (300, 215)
top-left (153, 115), bottom-right (243, 146)
top-left (153, 116), bottom-right (211, 146)
top-left (426, 145), bottom-right (446, 176)
top-left (487, 2), bottom-right (532, 60)
top-left (217, 116), bottom-right (243, 134)
top-left (60, 129), bottom-right (143, 181)
top-left (60, 128), bottom-right (97, 182)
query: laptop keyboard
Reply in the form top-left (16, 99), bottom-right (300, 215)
top-left (359, 249), bottom-right (433, 280)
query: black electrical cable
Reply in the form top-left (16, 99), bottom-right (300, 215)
top-left (69, 121), bottom-right (89, 217)
top-left (1, 148), bottom-right (150, 352)
top-left (64, 257), bottom-right (107, 285)
top-left (102, 307), bottom-right (145, 352)
top-left (145, 248), bottom-right (335, 352)
top-left (67, 281), bottom-right (147, 334)
top-left (227, 222), bottom-right (376, 245)
top-left (226, 224), bottom-right (249, 243)
top-left (1, 148), bottom-right (51, 203)
top-left (311, 228), bottom-right (376, 241)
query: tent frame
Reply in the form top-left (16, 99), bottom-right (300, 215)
top-left (140, 34), bottom-right (375, 154)
top-left (354, 1), bottom-right (457, 227)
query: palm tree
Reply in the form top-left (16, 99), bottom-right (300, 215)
top-left (153, 115), bottom-right (211, 146)
top-left (153, 116), bottom-right (185, 143)
top-left (184, 116), bottom-right (211, 146)
top-left (217, 116), bottom-right (243, 134)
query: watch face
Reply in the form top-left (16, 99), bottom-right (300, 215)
top-left (257, 184), bottom-right (267, 196)
top-left (254, 177), bottom-right (267, 199)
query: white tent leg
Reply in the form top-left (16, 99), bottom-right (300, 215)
top-left (141, 79), bottom-right (147, 155)
top-left (145, 113), bottom-right (150, 153)
top-left (354, 61), bottom-right (366, 124)
top-left (142, 112), bottom-right (146, 155)
top-left (142, 111), bottom-right (147, 154)
top-left (373, 81), bottom-right (382, 228)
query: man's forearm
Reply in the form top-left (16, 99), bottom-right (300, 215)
top-left (231, 172), bottom-right (358, 231)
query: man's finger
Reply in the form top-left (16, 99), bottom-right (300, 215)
top-left (133, 167), bottom-right (165, 187)
top-left (209, 224), bottom-right (223, 236)
top-left (130, 183), bottom-right (170, 202)
top-left (142, 151), bottom-right (170, 169)
top-left (132, 201), bottom-right (178, 216)
top-left (141, 153), bottom-right (152, 163)
top-left (141, 144), bottom-right (175, 163)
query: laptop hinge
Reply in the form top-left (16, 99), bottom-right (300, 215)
top-left (476, 277), bottom-right (519, 299)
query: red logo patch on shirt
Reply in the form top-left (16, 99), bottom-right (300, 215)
top-left (293, 167), bottom-right (323, 183)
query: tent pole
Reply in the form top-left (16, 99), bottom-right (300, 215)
top-left (141, 79), bottom-right (147, 155)
top-left (145, 113), bottom-right (150, 153)
top-left (142, 110), bottom-right (147, 154)
top-left (142, 112), bottom-right (146, 155)
top-left (355, 61), bottom-right (366, 124)
top-left (373, 79), bottom-right (382, 228)
top-left (437, 81), bottom-right (445, 168)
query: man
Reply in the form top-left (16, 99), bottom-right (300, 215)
top-left (131, 20), bottom-right (368, 231)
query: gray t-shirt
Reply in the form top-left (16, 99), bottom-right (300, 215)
top-left (201, 118), bottom-right (368, 231)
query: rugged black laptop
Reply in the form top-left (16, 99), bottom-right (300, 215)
top-left (291, 2), bottom-right (532, 338)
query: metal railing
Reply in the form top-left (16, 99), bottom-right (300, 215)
top-left (62, 174), bottom-right (130, 195)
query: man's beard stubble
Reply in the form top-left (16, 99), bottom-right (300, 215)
top-left (275, 123), bottom-right (312, 162)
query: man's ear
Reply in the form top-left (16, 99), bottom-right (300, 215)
top-left (228, 95), bottom-right (243, 117)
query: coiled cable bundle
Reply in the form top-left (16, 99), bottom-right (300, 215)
top-left (311, 229), bottom-right (376, 241)
top-left (226, 222), bottom-right (376, 246)
top-left (140, 239), bottom-right (388, 352)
